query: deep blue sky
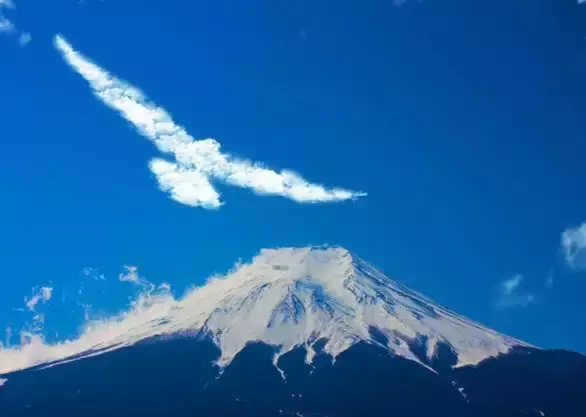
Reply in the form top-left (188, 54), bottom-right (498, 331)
top-left (1, 0), bottom-right (585, 352)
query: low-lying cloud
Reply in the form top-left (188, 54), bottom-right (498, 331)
top-left (0, 279), bottom-right (174, 375)
top-left (53, 35), bottom-right (366, 209)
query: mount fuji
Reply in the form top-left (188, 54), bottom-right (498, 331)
top-left (0, 247), bottom-right (584, 417)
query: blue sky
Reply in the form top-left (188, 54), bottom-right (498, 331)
top-left (1, 0), bottom-right (586, 354)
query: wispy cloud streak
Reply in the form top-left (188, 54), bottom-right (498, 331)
top-left (24, 286), bottom-right (53, 312)
top-left (561, 223), bottom-right (586, 271)
top-left (53, 35), bottom-right (366, 209)
top-left (496, 275), bottom-right (535, 309)
top-left (0, 1), bottom-right (15, 34)
top-left (0, 0), bottom-right (30, 46)
top-left (119, 265), bottom-right (154, 292)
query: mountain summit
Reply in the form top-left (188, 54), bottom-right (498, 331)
top-left (1, 247), bottom-right (584, 417)
top-left (186, 246), bottom-right (525, 370)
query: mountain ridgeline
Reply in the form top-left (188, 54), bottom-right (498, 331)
top-left (0, 247), bottom-right (584, 417)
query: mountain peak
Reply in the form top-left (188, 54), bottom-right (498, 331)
top-left (182, 246), bottom-right (528, 371)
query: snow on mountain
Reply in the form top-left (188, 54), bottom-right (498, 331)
top-left (187, 246), bottom-right (527, 369)
top-left (0, 246), bottom-right (529, 375)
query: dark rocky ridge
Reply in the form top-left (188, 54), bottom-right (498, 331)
top-left (1, 334), bottom-right (584, 417)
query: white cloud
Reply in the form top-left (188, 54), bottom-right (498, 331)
top-left (24, 294), bottom-right (40, 311)
top-left (119, 265), bottom-right (140, 284)
top-left (25, 286), bottom-right (53, 312)
top-left (4, 326), bottom-right (12, 348)
top-left (546, 270), bottom-right (554, 288)
top-left (53, 35), bottom-right (366, 209)
top-left (31, 313), bottom-right (45, 332)
top-left (0, 0), bottom-right (30, 46)
top-left (0, 16), bottom-right (14, 33)
top-left (82, 266), bottom-right (105, 281)
top-left (79, 303), bottom-right (92, 321)
top-left (41, 287), bottom-right (53, 301)
top-left (0, 0), bottom-right (15, 34)
top-left (502, 274), bottom-right (521, 296)
top-left (496, 275), bottom-right (535, 309)
top-left (119, 265), bottom-right (154, 292)
top-left (561, 223), bottom-right (586, 270)
top-left (18, 31), bottom-right (30, 46)
top-left (149, 158), bottom-right (222, 209)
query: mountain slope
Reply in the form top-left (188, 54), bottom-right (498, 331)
top-left (193, 246), bottom-right (527, 370)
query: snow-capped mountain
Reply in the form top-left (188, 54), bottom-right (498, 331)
top-left (1, 246), bottom-right (584, 417)
top-left (176, 246), bottom-right (526, 370)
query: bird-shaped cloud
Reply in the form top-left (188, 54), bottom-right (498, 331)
top-left (54, 35), bottom-right (366, 209)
